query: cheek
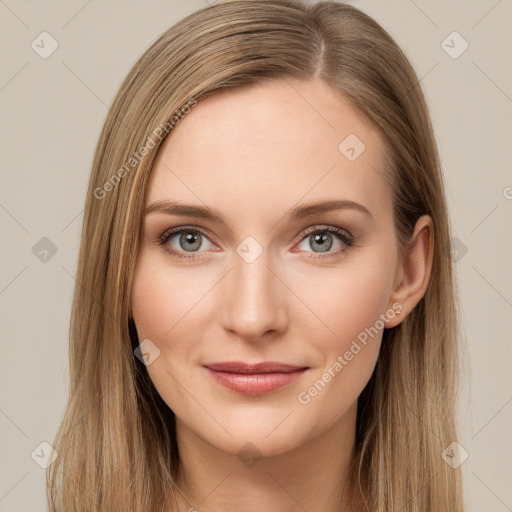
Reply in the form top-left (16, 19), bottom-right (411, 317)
top-left (291, 251), bottom-right (395, 350)
top-left (292, 253), bottom-right (394, 415)
top-left (335, 268), bottom-right (390, 343)
top-left (130, 254), bottom-right (211, 416)
top-left (131, 251), bottom-right (212, 342)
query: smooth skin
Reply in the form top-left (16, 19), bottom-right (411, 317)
top-left (131, 77), bottom-right (433, 512)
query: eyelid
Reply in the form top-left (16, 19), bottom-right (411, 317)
top-left (292, 224), bottom-right (353, 245)
top-left (156, 226), bottom-right (219, 254)
top-left (158, 225), bottom-right (218, 245)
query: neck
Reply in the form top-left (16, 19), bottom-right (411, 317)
top-left (171, 402), bottom-right (362, 512)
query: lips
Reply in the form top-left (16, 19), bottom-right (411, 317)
top-left (204, 361), bottom-right (307, 374)
top-left (203, 361), bottom-right (309, 395)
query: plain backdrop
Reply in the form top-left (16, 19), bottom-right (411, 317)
top-left (0, 1), bottom-right (511, 510)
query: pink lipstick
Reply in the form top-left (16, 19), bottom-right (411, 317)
top-left (203, 361), bottom-right (309, 395)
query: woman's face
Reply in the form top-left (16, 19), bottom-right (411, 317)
top-left (131, 78), bottom-right (404, 457)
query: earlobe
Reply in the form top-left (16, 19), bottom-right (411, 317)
top-left (384, 215), bottom-right (434, 329)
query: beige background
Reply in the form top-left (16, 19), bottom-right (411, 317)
top-left (1, 0), bottom-right (511, 510)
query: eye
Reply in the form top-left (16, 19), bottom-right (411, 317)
top-left (293, 225), bottom-right (355, 259)
top-left (156, 224), bottom-right (355, 261)
top-left (158, 227), bottom-right (215, 260)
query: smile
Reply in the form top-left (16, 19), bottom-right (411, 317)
top-left (203, 361), bottom-right (310, 395)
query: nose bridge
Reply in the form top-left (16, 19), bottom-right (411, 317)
top-left (221, 244), bottom-right (287, 340)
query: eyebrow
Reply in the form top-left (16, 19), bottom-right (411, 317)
top-left (145, 199), bottom-right (372, 222)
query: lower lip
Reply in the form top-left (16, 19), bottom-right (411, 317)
top-left (205, 368), bottom-right (308, 395)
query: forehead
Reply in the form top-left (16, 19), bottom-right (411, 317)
top-left (146, 78), bottom-right (391, 226)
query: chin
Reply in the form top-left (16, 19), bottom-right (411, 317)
top-left (179, 404), bottom-right (313, 457)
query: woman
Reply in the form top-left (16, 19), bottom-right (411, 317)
top-left (47, 1), bottom-right (465, 510)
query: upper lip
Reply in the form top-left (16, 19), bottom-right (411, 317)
top-left (203, 361), bottom-right (309, 374)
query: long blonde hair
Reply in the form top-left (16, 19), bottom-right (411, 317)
top-left (47, 1), bottom-right (465, 510)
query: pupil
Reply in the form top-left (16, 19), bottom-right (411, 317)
top-left (180, 232), bottom-right (201, 251)
top-left (312, 233), bottom-right (332, 253)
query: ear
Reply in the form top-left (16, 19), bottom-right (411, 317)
top-left (385, 214), bottom-right (434, 328)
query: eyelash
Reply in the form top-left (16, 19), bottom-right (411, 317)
top-left (156, 225), bottom-right (355, 261)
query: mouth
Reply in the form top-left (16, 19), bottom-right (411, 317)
top-left (202, 361), bottom-right (310, 395)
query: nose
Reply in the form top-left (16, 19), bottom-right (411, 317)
top-left (220, 248), bottom-right (288, 342)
